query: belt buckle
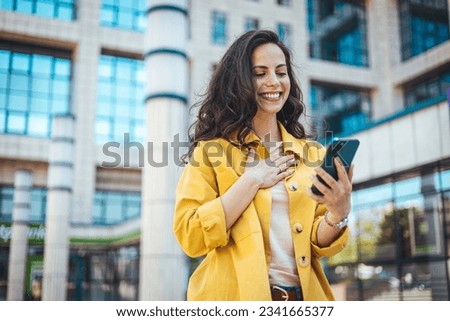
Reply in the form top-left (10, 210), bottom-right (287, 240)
top-left (272, 285), bottom-right (289, 301)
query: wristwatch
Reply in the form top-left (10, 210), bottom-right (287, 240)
top-left (324, 211), bottom-right (349, 230)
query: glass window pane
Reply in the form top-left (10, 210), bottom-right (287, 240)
top-left (402, 262), bottom-right (448, 300)
top-left (8, 91), bottom-right (28, 111)
top-left (0, 50), bottom-right (10, 70)
top-left (444, 191), bottom-right (450, 254)
top-left (54, 59), bottom-right (71, 77)
top-left (395, 194), bottom-right (444, 257)
top-left (30, 189), bottom-right (46, 222)
top-left (52, 79), bottom-right (70, 96)
top-left (394, 177), bottom-right (421, 198)
top-left (100, 0), bottom-right (144, 32)
top-left (0, 71), bottom-right (9, 89)
top-left (0, 188), bottom-right (13, 218)
top-left (96, 118), bottom-right (111, 136)
top-left (10, 73), bottom-right (29, 91)
top-left (1, 0), bottom-right (14, 10)
top-left (16, 0), bottom-right (33, 14)
top-left (12, 53), bottom-right (30, 72)
top-left (96, 55), bottom-right (144, 144)
top-left (36, 1), bottom-right (55, 18)
top-left (32, 55), bottom-right (52, 75)
top-left (99, 63), bottom-right (113, 79)
top-left (0, 110), bottom-right (5, 132)
top-left (7, 112), bottom-right (27, 133)
top-left (51, 95), bottom-right (70, 113)
top-left (30, 96), bottom-right (50, 113)
top-left (57, 3), bottom-right (73, 20)
top-left (28, 113), bottom-right (49, 136)
top-left (101, 6), bottom-right (115, 25)
top-left (32, 77), bottom-right (51, 93)
top-left (354, 183), bottom-right (393, 205)
top-left (361, 264), bottom-right (400, 301)
top-left (440, 169), bottom-right (450, 190)
top-left (358, 202), bottom-right (397, 260)
top-left (118, 10), bottom-right (133, 28)
top-left (105, 195), bottom-right (123, 224)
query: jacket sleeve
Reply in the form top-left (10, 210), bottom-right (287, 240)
top-left (173, 141), bottom-right (229, 258)
top-left (310, 203), bottom-right (349, 258)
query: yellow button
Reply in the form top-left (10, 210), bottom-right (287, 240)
top-left (293, 223), bottom-right (303, 233)
top-left (298, 256), bottom-right (309, 267)
top-left (289, 182), bottom-right (298, 191)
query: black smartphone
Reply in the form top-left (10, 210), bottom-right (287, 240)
top-left (311, 138), bottom-right (360, 196)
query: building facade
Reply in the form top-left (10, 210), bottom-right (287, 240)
top-left (0, 0), bottom-right (449, 300)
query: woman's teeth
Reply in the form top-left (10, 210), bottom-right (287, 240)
top-left (261, 93), bottom-right (280, 99)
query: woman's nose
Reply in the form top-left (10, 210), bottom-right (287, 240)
top-left (265, 72), bottom-right (279, 86)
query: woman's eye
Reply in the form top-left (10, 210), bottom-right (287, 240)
top-left (254, 73), bottom-right (265, 78)
top-left (277, 72), bottom-right (287, 77)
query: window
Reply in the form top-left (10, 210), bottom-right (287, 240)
top-left (398, 0), bottom-right (449, 61)
top-left (0, 0), bottom-right (75, 20)
top-left (96, 55), bottom-right (145, 144)
top-left (100, 0), bottom-right (146, 32)
top-left (244, 17), bottom-right (259, 32)
top-left (310, 83), bottom-right (371, 137)
top-left (404, 68), bottom-right (450, 109)
top-left (307, 0), bottom-right (368, 67)
top-left (327, 163), bottom-right (450, 301)
top-left (0, 186), bottom-right (13, 223)
top-left (67, 246), bottom-right (139, 300)
top-left (0, 45), bottom-right (71, 137)
top-left (211, 11), bottom-right (227, 45)
top-left (277, 0), bottom-right (291, 6)
top-left (277, 23), bottom-right (292, 48)
top-left (0, 186), bottom-right (46, 223)
top-left (93, 190), bottom-right (141, 225)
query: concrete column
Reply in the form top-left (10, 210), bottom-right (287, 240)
top-left (7, 170), bottom-right (32, 300)
top-left (42, 115), bottom-right (75, 300)
top-left (139, 0), bottom-right (189, 300)
top-left (366, 0), bottom-right (398, 119)
top-left (71, 0), bottom-right (101, 225)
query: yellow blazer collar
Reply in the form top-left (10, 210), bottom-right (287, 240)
top-left (231, 122), bottom-right (309, 159)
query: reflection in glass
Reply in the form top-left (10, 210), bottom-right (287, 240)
top-left (395, 194), bottom-right (443, 257)
top-left (67, 246), bottom-right (139, 300)
top-left (401, 262), bottom-right (448, 300)
top-left (326, 264), bottom-right (359, 300)
top-left (358, 202), bottom-right (396, 260)
top-left (444, 192), bottom-right (450, 255)
top-left (361, 264), bottom-right (400, 301)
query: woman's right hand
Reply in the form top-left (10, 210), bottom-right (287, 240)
top-left (243, 147), bottom-right (295, 189)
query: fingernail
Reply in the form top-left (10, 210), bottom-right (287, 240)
top-left (309, 174), bottom-right (315, 180)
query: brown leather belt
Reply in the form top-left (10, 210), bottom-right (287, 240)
top-left (271, 285), bottom-right (302, 301)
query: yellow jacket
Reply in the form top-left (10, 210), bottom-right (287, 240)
top-left (173, 123), bottom-right (349, 300)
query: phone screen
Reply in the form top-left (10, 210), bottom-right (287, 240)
top-left (311, 139), bottom-right (359, 196)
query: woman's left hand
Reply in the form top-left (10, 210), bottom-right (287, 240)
top-left (307, 158), bottom-right (354, 221)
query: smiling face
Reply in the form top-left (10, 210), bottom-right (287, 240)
top-left (251, 43), bottom-right (291, 119)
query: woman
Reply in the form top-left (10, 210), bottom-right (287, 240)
top-left (173, 30), bottom-right (353, 301)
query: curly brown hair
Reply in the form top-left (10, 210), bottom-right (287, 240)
top-left (185, 29), bottom-right (310, 160)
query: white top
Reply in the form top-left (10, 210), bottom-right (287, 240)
top-left (268, 143), bottom-right (300, 287)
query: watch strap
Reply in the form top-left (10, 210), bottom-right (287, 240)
top-left (324, 211), bottom-right (348, 230)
